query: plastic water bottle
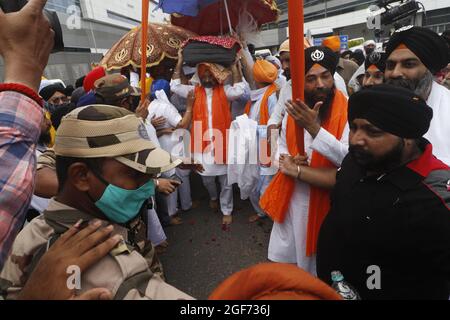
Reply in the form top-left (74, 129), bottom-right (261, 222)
top-left (331, 271), bottom-right (361, 300)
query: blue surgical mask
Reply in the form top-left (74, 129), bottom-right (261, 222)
top-left (90, 170), bottom-right (155, 224)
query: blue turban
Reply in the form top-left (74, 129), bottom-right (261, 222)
top-left (150, 79), bottom-right (171, 100)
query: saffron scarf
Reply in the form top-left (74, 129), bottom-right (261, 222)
top-left (260, 90), bottom-right (348, 256)
top-left (191, 85), bottom-right (231, 164)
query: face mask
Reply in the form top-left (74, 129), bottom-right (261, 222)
top-left (90, 169), bottom-right (155, 224)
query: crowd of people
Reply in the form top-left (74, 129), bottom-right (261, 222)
top-left (0, 0), bottom-right (449, 300)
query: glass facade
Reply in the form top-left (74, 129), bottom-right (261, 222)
top-left (45, 0), bottom-right (82, 15)
top-left (107, 10), bottom-right (141, 26)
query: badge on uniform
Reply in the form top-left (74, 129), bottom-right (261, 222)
top-left (110, 237), bottom-right (132, 256)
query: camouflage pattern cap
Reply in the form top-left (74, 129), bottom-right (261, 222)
top-left (54, 105), bottom-right (182, 174)
top-left (94, 74), bottom-right (140, 102)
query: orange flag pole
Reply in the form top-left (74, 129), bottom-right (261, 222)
top-left (140, 0), bottom-right (150, 103)
top-left (288, 0), bottom-right (305, 154)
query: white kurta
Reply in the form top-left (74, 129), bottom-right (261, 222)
top-left (268, 109), bottom-right (350, 275)
top-left (147, 90), bottom-right (182, 156)
top-left (147, 90), bottom-right (184, 216)
top-left (425, 82), bottom-right (450, 165)
top-left (248, 86), bottom-right (279, 176)
top-left (334, 73), bottom-right (349, 98)
top-left (267, 80), bottom-right (291, 127)
top-left (170, 78), bottom-right (247, 176)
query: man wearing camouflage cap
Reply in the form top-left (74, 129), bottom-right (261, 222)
top-left (94, 74), bottom-right (141, 112)
top-left (0, 105), bottom-right (192, 300)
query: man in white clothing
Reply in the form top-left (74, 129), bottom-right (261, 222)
top-left (384, 26), bottom-right (450, 164)
top-left (245, 60), bottom-right (279, 223)
top-left (171, 55), bottom-right (248, 225)
top-left (261, 46), bottom-right (349, 274)
top-left (266, 40), bottom-right (291, 132)
top-left (147, 79), bottom-right (196, 224)
top-left (265, 55), bottom-right (287, 90)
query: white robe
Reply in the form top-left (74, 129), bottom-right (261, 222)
top-left (268, 108), bottom-right (350, 275)
top-left (425, 82), bottom-right (450, 165)
top-left (170, 78), bottom-right (247, 176)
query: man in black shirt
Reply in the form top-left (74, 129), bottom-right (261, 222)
top-left (317, 85), bottom-right (450, 300)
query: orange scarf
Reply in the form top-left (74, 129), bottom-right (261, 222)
top-left (191, 85), bottom-right (232, 164)
top-left (260, 90), bottom-right (348, 257)
top-left (244, 84), bottom-right (278, 166)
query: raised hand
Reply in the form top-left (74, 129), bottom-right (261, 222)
top-left (285, 99), bottom-right (322, 138)
top-left (0, 0), bottom-right (55, 92)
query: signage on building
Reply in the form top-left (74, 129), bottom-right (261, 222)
top-left (313, 35), bottom-right (349, 50)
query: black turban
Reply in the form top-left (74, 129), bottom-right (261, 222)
top-left (350, 49), bottom-right (365, 66)
top-left (365, 51), bottom-right (387, 72)
top-left (348, 84), bottom-right (433, 139)
top-left (305, 46), bottom-right (338, 75)
top-left (39, 84), bottom-right (66, 102)
top-left (386, 26), bottom-right (449, 74)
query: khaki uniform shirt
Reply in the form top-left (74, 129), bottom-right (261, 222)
top-left (0, 199), bottom-right (193, 300)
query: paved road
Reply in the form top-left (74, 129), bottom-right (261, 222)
top-left (159, 174), bottom-right (273, 299)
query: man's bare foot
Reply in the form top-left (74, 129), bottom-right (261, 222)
top-left (170, 216), bottom-right (183, 225)
top-left (209, 199), bottom-right (219, 212)
top-left (222, 215), bottom-right (232, 225)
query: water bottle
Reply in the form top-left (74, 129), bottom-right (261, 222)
top-left (331, 271), bottom-right (361, 300)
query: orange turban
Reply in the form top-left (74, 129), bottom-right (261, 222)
top-left (322, 35), bottom-right (341, 53)
top-left (209, 263), bottom-right (342, 300)
top-left (253, 60), bottom-right (278, 84)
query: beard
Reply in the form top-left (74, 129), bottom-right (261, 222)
top-left (305, 85), bottom-right (335, 121)
top-left (365, 47), bottom-right (375, 56)
top-left (39, 131), bottom-right (52, 146)
top-left (349, 139), bottom-right (405, 173)
top-left (385, 70), bottom-right (433, 100)
top-left (201, 80), bottom-right (215, 88)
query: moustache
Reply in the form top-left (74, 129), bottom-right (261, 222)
top-left (349, 145), bottom-right (373, 162)
top-left (306, 87), bottom-right (333, 104)
top-left (385, 78), bottom-right (418, 91)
